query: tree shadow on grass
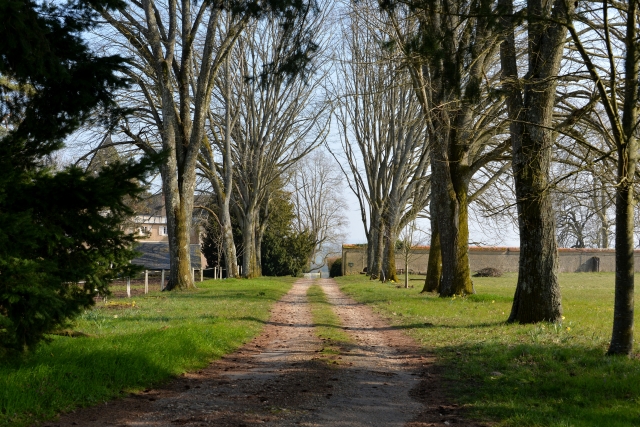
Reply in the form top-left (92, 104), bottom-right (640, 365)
top-left (170, 291), bottom-right (283, 303)
top-left (436, 341), bottom-right (640, 427)
top-left (395, 321), bottom-right (507, 330)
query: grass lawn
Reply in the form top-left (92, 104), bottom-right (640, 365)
top-left (336, 273), bottom-right (640, 427)
top-left (0, 277), bottom-right (293, 427)
top-left (307, 284), bottom-right (351, 356)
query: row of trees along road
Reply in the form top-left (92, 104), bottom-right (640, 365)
top-left (334, 0), bottom-right (639, 355)
top-left (95, 0), bottom-right (321, 288)
top-left (333, 6), bottom-right (430, 284)
top-left (47, 0), bottom-right (637, 357)
top-left (199, 14), bottom-right (330, 279)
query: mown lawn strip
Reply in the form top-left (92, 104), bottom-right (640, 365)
top-left (307, 283), bottom-right (352, 356)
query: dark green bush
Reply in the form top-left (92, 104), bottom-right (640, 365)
top-left (330, 258), bottom-right (343, 277)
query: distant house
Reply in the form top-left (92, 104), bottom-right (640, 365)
top-left (85, 143), bottom-right (207, 272)
top-left (126, 195), bottom-right (207, 271)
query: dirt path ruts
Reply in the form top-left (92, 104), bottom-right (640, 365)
top-left (42, 278), bottom-right (485, 427)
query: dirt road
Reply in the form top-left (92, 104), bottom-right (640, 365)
top-left (45, 279), bottom-right (483, 427)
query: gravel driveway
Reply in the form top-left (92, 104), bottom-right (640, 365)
top-left (42, 278), bottom-right (487, 427)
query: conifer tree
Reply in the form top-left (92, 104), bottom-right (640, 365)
top-left (0, 0), bottom-right (155, 352)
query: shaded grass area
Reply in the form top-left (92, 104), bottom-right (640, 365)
top-left (307, 284), bottom-right (351, 355)
top-left (335, 273), bottom-right (640, 427)
top-left (0, 277), bottom-right (293, 427)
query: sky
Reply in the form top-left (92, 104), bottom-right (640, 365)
top-left (323, 132), bottom-right (522, 248)
top-left (339, 185), bottom-right (521, 247)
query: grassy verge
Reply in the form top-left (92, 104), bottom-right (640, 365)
top-left (335, 273), bottom-right (640, 427)
top-left (306, 283), bottom-right (351, 356)
top-left (0, 277), bottom-right (293, 427)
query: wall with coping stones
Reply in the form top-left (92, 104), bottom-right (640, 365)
top-left (341, 245), bottom-right (640, 276)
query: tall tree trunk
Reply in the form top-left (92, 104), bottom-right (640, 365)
top-left (161, 162), bottom-right (194, 290)
top-left (241, 209), bottom-right (260, 278)
top-left (164, 156), bottom-right (199, 290)
top-left (431, 123), bottom-right (474, 297)
top-left (423, 212), bottom-right (441, 293)
top-left (221, 209), bottom-right (238, 278)
top-left (220, 55), bottom-right (239, 278)
top-left (367, 208), bottom-right (381, 275)
top-left (255, 220), bottom-right (265, 277)
top-left (255, 238), bottom-right (263, 276)
top-left (563, 0), bottom-right (638, 353)
top-left (366, 226), bottom-right (375, 275)
top-left (609, 133), bottom-right (636, 354)
top-left (500, 0), bottom-right (567, 323)
top-left (381, 219), bottom-right (399, 282)
top-left (370, 218), bottom-right (385, 279)
top-left (158, 113), bottom-right (195, 290)
top-left (608, 0), bottom-right (638, 355)
top-left (404, 252), bottom-right (409, 288)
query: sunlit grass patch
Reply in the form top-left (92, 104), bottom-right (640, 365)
top-left (335, 273), bottom-right (640, 427)
top-left (0, 277), bottom-right (293, 427)
top-left (307, 283), bottom-right (351, 355)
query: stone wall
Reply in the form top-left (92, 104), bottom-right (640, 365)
top-left (341, 245), bottom-right (639, 276)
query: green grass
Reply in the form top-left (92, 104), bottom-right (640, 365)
top-left (0, 277), bottom-right (293, 427)
top-left (335, 273), bottom-right (640, 427)
top-left (307, 283), bottom-right (351, 355)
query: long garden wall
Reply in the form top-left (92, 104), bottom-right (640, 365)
top-left (341, 245), bottom-right (640, 276)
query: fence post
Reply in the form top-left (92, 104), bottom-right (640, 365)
top-left (161, 269), bottom-right (165, 290)
top-left (127, 277), bottom-right (131, 298)
top-left (200, 269), bottom-right (203, 282)
top-left (144, 270), bottom-right (149, 294)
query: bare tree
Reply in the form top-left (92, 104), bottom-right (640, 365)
top-left (498, 0), bottom-right (574, 322)
top-left (398, 219), bottom-right (427, 288)
top-left (384, 0), bottom-right (510, 295)
top-left (290, 150), bottom-right (348, 272)
top-left (553, 170), bottom-right (614, 249)
top-left (333, 3), bottom-right (430, 282)
top-left (94, 0), bottom-right (317, 288)
top-left (199, 50), bottom-right (240, 278)
top-left (201, 14), bottom-right (330, 278)
top-left (563, 0), bottom-right (639, 355)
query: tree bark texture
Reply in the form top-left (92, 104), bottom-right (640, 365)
top-left (430, 127), bottom-right (474, 296)
top-left (390, 0), bottom-right (507, 297)
top-left (381, 219), bottom-right (399, 283)
top-left (369, 219), bottom-right (385, 279)
top-left (500, 0), bottom-right (567, 322)
top-left (423, 211), bottom-right (441, 293)
top-left (241, 208), bottom-right (261, 278)
top-left (366, 226), bottom-right (375, 275)
top-left (608, 0), bottom-right (638, 355)
top-left (610, 131), bottom-right (637, 354)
